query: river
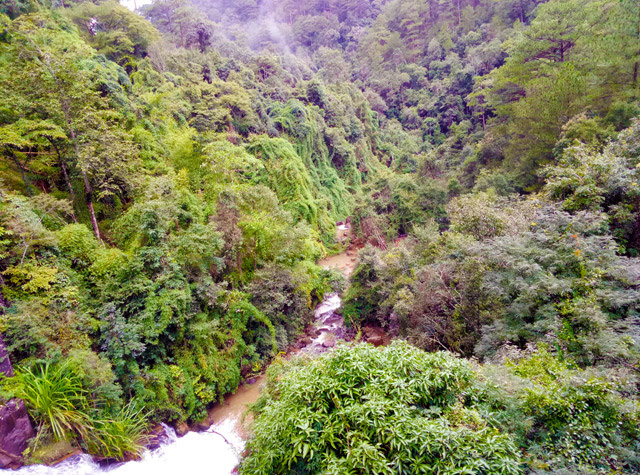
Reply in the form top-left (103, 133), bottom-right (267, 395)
top-left (13, 237), bottom-right (357, 475)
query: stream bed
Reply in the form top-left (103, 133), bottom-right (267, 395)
top-left (13, 244), bottom-right (357, 475)
top-left (12, 423), bottom-right (239, 474)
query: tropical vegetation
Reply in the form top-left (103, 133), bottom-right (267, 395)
top-left (0, 0), bottom-right (639, 470)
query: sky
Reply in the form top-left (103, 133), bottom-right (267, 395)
top-left (120, 0), bottom-right (153, 11)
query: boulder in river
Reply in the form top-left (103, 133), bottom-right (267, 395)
top-left (192, 420), bottom-right (212, 433)
top-left (324, 313), bottom-right (342, 325)
top-left (0, 399), bottom-right (34, 469)
top-left (363, 326), bottom-right (389, 347)
top-left (175, 421), bottom-right (190, 437)
top-left (367, 335), bottom-right (384, 347)
top-left (321, 335), bottom-right (336, 348)
top-left (146, 424), bottom-right (171, 450)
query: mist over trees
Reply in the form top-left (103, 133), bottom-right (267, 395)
top-left (0, 0), bottom-right (639, 471)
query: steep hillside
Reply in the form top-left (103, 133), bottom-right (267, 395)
top-left (0, 0), bottom-right (639, 472)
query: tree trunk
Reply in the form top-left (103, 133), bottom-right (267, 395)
top-left (51, 141), bottom-right (78, 223)
top-left (44, 51), bottom-right (103, 244)
top-left (59, 160), bottom-right (78, 223)
top-left (81, 169), bottom-right (102, 245)
top-left (61, 103), bottom-right (103, 245)
top-left (18, 165), bottom-right (32, 197)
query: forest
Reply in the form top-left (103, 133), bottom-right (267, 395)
top-left (0, 0), bottom-right (639, 472)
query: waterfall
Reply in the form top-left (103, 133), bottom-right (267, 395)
top-left (14, 423), bottom-right (241, 475)
top-left (14, 242), bottom-right (354, 475)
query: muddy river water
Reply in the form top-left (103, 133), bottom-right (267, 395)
top-left (14, 235), bottom-right (359, 475)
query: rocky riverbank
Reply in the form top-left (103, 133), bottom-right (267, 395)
top-left (7, 225), bottom-right (392, 474)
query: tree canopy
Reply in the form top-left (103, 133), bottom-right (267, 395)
top-left (0, 0), bottom-right (639, 470)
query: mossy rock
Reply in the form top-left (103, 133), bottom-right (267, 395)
top-left (29, 439), bottom-right (78, 466)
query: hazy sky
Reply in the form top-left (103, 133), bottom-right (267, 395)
top-left (120, 0), bottom-right (153, 11)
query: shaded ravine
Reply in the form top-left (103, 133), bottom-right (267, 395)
top-left (299, 293), bottom-right (344, 354)
top-left (14, 234), bottom-right (357, 475)
top-left (189, 241), bottom-right (359, 472)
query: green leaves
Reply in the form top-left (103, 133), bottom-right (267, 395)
top-left (495, 348), bottom-right (640, 471)
top-left (474, 206), bottom-right (640, 365)
top-left (6, 362), bottom-right (148, 461)
top-left (241, 343), bottom-right (522, 475)
top-left (0, 119), bottom-right (65, 149)
top-left (478, 0), bottom-right (637, 184)
top-left (10, 362), bottom-right (88, 441)
top-left (543, 119), bottom-right (640, 254)
top-left (84, 403), bottom-right (148, 461)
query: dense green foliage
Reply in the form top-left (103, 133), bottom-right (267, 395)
top-left (244, 343), bottom-right (640, 474)
top-left (1, 0), bottom-right (639, 470)
top-left (243, 343), bottom-right (523, 475)
top-left (343, 124), bottom-right (640, 369)
top-left (3, 362), bottom-right (147, 460)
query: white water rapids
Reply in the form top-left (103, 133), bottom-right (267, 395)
top-left (12, 292), bottom-right (347, 475)
top-left (12, 234), bottom-right (356, 475)
top-left (13, 421), bottom-right (242, 474)
top-left (300, 293), bottom-right (344, 354)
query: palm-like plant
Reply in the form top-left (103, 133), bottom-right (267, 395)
top-left (13, 362), bottom-right (90, 440)
top-left (86, 404), bottom-right (148, 461)
top-left (11, 362), bottom-right (148, 461)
